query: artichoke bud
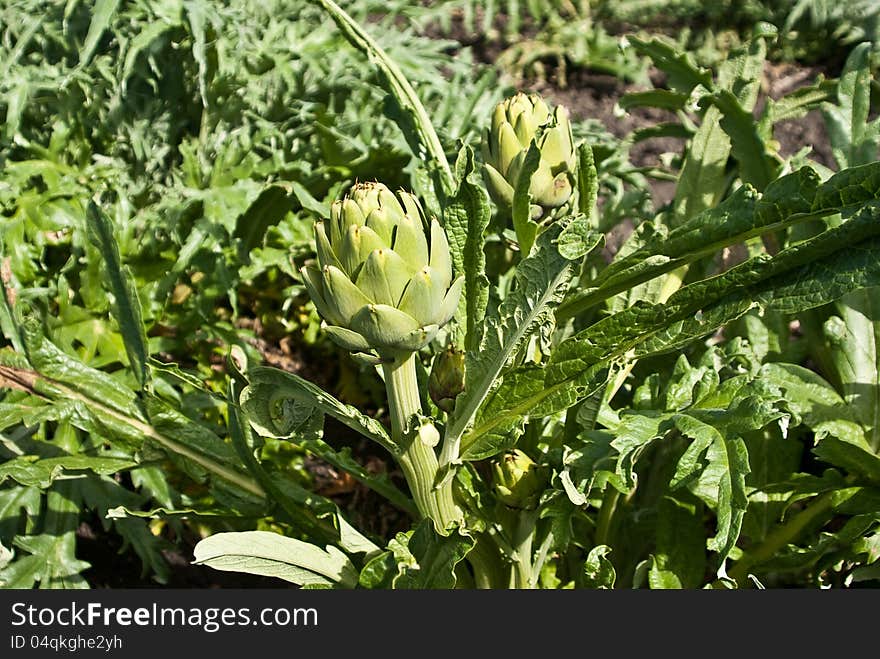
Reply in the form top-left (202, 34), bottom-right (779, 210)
top-left (301, 182), bottom-right (463, 359)
top-left (482, 92), bottom-right (577, 222)
top-left (428, 348), bottom-right (466, 413)
top-left (417, 418), bottom-right (441, 447)
top-left (492, 450), bottom-right (546, 510)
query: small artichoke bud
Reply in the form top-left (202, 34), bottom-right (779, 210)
top-left (417, 418), bottom-right (440, 447)
top-left (482, 92), bottom-right (576, 222)
top-left (428, 348), bottom-right (466, 413)
top-left (301, 182), bottom-right (464, 359)
top-left (492, 450), bottom-right (547, 510)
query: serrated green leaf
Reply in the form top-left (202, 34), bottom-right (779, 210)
top-left (0, 348), bottom-right (263, 499)
top-left (765, 78), bottom-right (835, 124)
top-left (86, 202), bottom-right (150, 389)
top-left (448, 225), bottom-right (575, 462)
top-left (822, 43), bottom-right (878, 169)
top-left (556, 215), bottom-right (602, 261)
top-left (582, 544), bottom-right (616, 588)
top-left (0, 455), bottom-right (138, 488)
top-left (696, 436), bottom-right (749, 570)
top-left (669, 415), bottom-right (719, 491)
top-left (673, 103), bottom-right (730, 224)
top-left (812, 162), bottom-right (880, 211)
top-left (20, 316), bottom-right (142, 419)
top-left (577, 143), bottom-right (598, 221)
top-left (560, 164), bottom-right (880, 321)
top-left (0, 484), bottom-right (89, 589)
top-left (755, 166), bottom-right (820, 225)
top-left (0, 485), bottom-right (41, 539)
top-left (560, 431), bottom-right (624, 506)
top-left (792, 231), bottom-right (880, 454)
top-left (445, 144), bottom-right (491, 352)
top-left (121, 20), bottom-right (175, 94)
top-left (461, 364), bottom-right (542, 461)
top-left (702, 89), bottom-right (780, 191)
top-left (610, 412), bottom-right (668, 491)
top-left (78, 0), bottom-right (120, 67)
top-left (627, 36), bottom-right (713, 95)
top-left (184, 0), bottom-right (212, 109)
top-left (232, 184), bottom-right (296, 254)
top-left (391, 520), bottom-right (474, 589)
top-left (487, 204), bottom-right (880, 454)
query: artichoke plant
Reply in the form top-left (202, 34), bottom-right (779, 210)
top-left (481, 92), bottom-right (576, 223)
top-left (301, 182), bottom-right (463, 361)
top-left (300, 182), bottom-right (463, 530)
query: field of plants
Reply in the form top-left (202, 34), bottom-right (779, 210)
top-left (1, 0), bottom-right (880, 590)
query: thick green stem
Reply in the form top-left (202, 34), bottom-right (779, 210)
top-left (594, 487), bottom-right (620, 547)
top-left (383, 353), bottom-right (459, 531)
top-left (510, 509), bottom-right (538, 589)
top-left (467, 534), bottom-right (506, 589)
top-left (728, 492), bottom-right (835, 585)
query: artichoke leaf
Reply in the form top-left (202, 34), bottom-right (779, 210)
top-left (364, 208), bottom-right (396, 246)
top-left (428, 219), bottom-right (453, 290)
top-left (315, 223), bottom-right (344, 272)
top-left (323, 325), bottom-right (373, 354)
top-left (323, 265), bottom-right (373, 325)
top-left (398, 266), bottom-right (447, 326)
top-left (483, 164), bottom-right (515, 210)
top-left (436, 276), bottom-right (465, 328)
top-left (392, 215), bottom-right (430, 274)
top-left (302, 265), bottom-right (345, 326)
top-left (355, 248), bottom-right (412, 306)
top-left (350, 304), bottom-right (422, 352)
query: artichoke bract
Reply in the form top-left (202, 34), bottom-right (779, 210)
top-left (482, 92), bottom-right (576, 221)
top-left (301, 182), bottom-right (463, 359)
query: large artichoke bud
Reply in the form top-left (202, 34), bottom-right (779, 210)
top-left (482, 92), bottom-right (576, 221)
top-left (301, 182), bottom-right (463, 360)
top-left (492, 450), bottom-right (547, 510)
